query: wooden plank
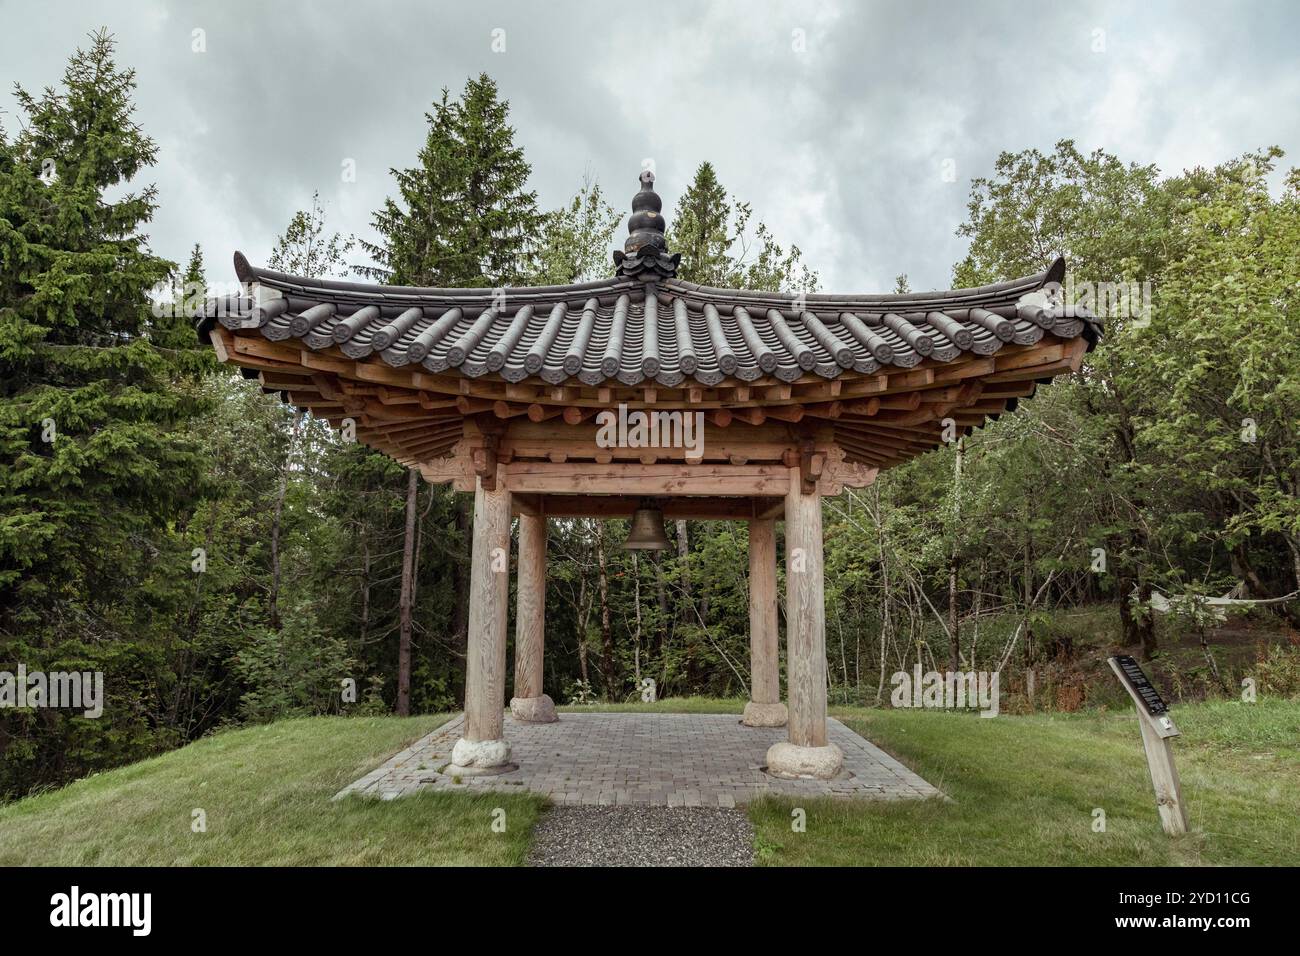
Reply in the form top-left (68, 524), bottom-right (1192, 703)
top-left (498, 438), bottom-right (793, 463)
top-left (930, 356), bottom-right (997, 384)
top-left (522, 494), bottom-right (769, 520)
top-left (257, 368), bottom-right (316, 387)
top-left (230, 334), bottom-right (305, 365)
top-left (995, 343), bottom-right (1064, 371)
top-left (982, 357), bottom-right (1078, 384)
top-left (296, 351), bottom-right (355, 376)
top-left (501, 462), bottom-right (795, 496)
top-left (503, 383), bottom-right (538, 402)
top-left (376, 386), bottom-right (421, 405)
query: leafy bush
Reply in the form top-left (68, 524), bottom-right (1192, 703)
top-left (1252, 644), bottom-right (1300, 699)
top-left (232, 604), bottom-right (357, 722)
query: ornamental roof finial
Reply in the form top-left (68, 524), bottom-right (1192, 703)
top-left (613, 169), bottom-right (681, 281)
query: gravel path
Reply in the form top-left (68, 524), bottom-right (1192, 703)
top-left (528, 806), bottom-right (755, 867)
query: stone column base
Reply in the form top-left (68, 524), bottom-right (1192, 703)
top-left (765, 741), bottom-right (844, 780)
top-left (741, 701), bottom-right (788, 727)
top-left (445, 737), bottom-right (517, 776)
top-left (509, 694), bottom-right (558, 723)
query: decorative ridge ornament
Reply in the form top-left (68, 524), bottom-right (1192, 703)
top-left (613, 170), bottom-right (681, 281)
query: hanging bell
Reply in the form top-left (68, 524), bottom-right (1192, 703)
top-left (623, 498), bottom-right (672, 551)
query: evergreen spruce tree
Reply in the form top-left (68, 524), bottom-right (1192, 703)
top-left (161, 242), bottom-right (208, 345)
top-left (668, 160), bottom-right (818, 293)
top-left (670, 161), bottom-right (733, 285)
top-left (354, 74), bottom-right (547, 710)
top-left (0, 31), bottom-right (207, 790)
top-left (182, 243), bottom-right (205, 301)
top-left (358, 74), bottom-right (543, 286)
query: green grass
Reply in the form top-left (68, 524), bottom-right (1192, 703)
top-left (2, 697), bottom-right (1294, 866)
top-left (0, 714), bottom-right (544, 866)
top-left (747, 699), bottom-right (1300, 866)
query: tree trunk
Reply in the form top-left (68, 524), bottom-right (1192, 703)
top-left (1108, 384), bottom-right (1158, 657)
top-left (1137, 580), bottom-right (1157, 661)
top-left (675, 519), bottom-right (698, 686)
top-left (450, 494), bottom-right (470, 653)
top-left (675, 519), bottom-right (692, 619)
top-left (596, 524), bottom-right (616, 700)
top-left (1118, 567), bottom-right (1137, 645)
top-left (1199, 625), bottom-right (1227, 693)
top-left (654, 551), bottom-right (669, 655)
top-left (358, 529), bottom-right (371, 649)
top-left (947, 437), bottom-right (963, 673)
top-left (396, 469), bottom-right (418, 716)
top-left (873, 487), bottom-right (892, 707)
top-left (576, 575), bottom-right (590, 687)
top-left (1022, 528), bottom-right (1034, 667)
top-left (268, 410), bottom-right (302, 631)
top-left (632, 552), bottom-right (642, 688)
top-left (1234, 540), bottom-right (1300, 627)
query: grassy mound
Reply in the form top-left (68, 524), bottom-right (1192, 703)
top-left (0, 715), bottom-right (543, 866)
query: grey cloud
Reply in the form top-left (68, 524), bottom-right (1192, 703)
top-left (2, 0), bottom-right (1296, 291)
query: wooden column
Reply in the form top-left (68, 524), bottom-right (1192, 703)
top-left (460, 473), bottom-right (512, 753)
top-left (742, 517), bottom-right (787, 727)
top-left (510, 513), bottom-right (558, 722)
top-left (765, 467), bottom-right (842, 778)
top-left (784, 470), bottom-right (827, 747)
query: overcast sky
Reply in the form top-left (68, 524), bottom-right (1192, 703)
top-left (3, 0), bottom-right (1298, 292)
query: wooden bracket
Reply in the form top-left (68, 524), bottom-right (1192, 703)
top-left (798, 439), bottom-right (824, 494)
top-left (473, 434), bottom-right (500, 491)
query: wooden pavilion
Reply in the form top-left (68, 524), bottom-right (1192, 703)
top-left (199, 170), bottom-right (1098, 779)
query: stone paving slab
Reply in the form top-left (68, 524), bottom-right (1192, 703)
top-left (334, 712), bottom-right (941, 805)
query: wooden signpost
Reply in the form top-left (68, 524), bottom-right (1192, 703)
top-left (1108, 655), bottom-right (1188, 835)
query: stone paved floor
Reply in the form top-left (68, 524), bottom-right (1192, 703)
top-left (335, 712), bottom-right (941, 806)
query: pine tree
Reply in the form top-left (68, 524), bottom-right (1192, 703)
top-left (354, 74), bottom-right (545, 713)
top-left (183, 243), bottom-right (205, 291)
top-left (670, 161), bottom-right (733, 285)
top-left (167, 243), bottom-right (206, 331)
top-left (668, 161), bottom-right (819, 293)
top-left (0, 31), bottom-right (205, 661)
top-left (359, 74), bottom-right (543, 287)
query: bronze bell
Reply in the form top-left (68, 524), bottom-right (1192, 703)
top-left (623, 498), bottom-right (672, 551)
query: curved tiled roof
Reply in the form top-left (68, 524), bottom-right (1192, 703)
top-left (198, 170), bottom-right (1101, 477)
top-left (202, 250), bottom-right (1096, 391)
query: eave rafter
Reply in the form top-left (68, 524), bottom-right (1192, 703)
top-left (199, 171), bottom-right (1099, 495)
top-left (207, 322), bottom-right (1088, 482)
